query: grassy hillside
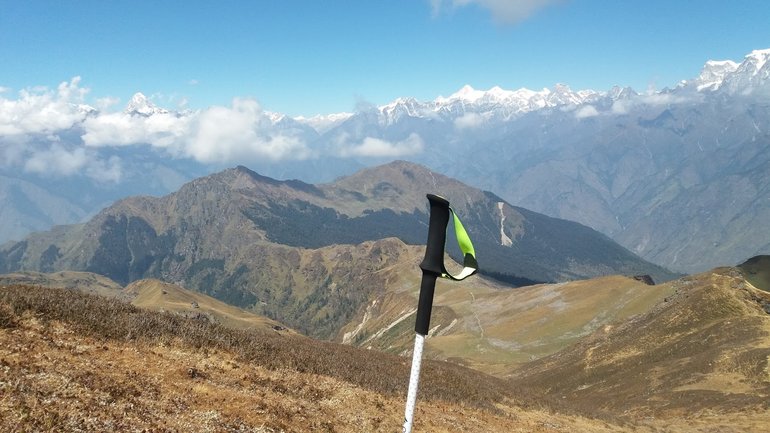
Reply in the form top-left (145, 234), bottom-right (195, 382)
top-left (0, 284), bottom-right (630, 432)
top-left (0, 271), bottom-right (291, 334)
top-left (739, 255), bottom-right (770, 292)
top-left (0, 268), bottom-right (677, 379)
top-left (3, 268), bottom-right (769, 431)
top-left (510, 267), bottom-right (770, 421)
top-left (342, 271), bottom-right (676, 376)
top-left (0, 270), bottom-right (124, 298)
top-left (124, 279), bottom-right (293, 332)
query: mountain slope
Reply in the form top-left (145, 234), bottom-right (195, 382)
top-left (3, 278), bottom-right (770, 431)
top-left (0, 271), bottom-right (290, 333)
top-left (739, 255), bottom-right (770, 292)
top-left (341, 273), bottom-right (676, 377)
top-left (0, 162), bottom-right (674, 339)
top-left (332, 49), bottom-right (770, 274)
top-left (0, 175), bottom-right (89, 244)
top-left (124, 278), bottom-right (292, 332)
top-left (510, 266), bottom-right (770, 418)
top-left (0, 270), bottom-right (123, 298)
top-left (1, 284), bottom-right (636, 433)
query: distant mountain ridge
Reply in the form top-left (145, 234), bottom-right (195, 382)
top-left (0, 161), bottom-right (674, 338)
top-left (301, 48), bottom-right (770, 273)
top-left (2, 49), bottom-right (769, 275)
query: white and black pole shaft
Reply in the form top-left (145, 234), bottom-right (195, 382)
top-left (403, 194), bottom-right (452, 433)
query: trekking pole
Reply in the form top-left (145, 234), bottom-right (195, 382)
top-left (403, 194), bottom-right (478, 433)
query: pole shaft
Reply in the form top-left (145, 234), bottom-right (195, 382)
top-left (402, 333), bottom-right (425, 433)
top-left (403, 194), bottom-right (451, 433)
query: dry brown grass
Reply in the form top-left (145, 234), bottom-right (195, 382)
top-left (6, 272), bottom-right (767, 432)
top-left (0, 284), bottom-right (509, 408)
top-left (510, 269), bottom-right (770, 424)
top-left (0, 284), bottom-right (637, 432)
top-left (0, 303), bottom-right (17, 329)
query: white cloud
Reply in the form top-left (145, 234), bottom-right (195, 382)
top-left (81, 97), bottom-right (313, 163)
top-left (23, 144), bottom-right (88, 176)
top-left (0, 78), bottom-right (126, 182)
top-left (1, 77), bottom-right (430, 182)
top-left (454, 112), bottom-right (484, 129)
top-left (574, 105), bottom-right (599, 119)
top-left (1, 78), bottom-right (318, 171)
top-left (611, 100), bottom-right (630, 115)
top-left (82, 111), bottom-right (191, 151)
top-left (95, 96), bottom-right (121, 111)
top-left (0, 135), bottom-right (31, 168)
top-left (0, 77), bottom-right (89, 136)
top-left (431, 0), bottom-right (564, 24)
top-left (337, 133), bottom-right (424, 158)
top-left (184, 98), bottom-right (313, 163)
top-left (84, 155), bottom-right (123, 183)
top-left (611, 93), bottom-right (695, 115)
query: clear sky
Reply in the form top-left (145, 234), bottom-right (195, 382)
top-left (1, 0), bottom-right (769, 117)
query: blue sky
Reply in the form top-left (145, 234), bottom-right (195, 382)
top-left (1, 0), bottom-right (769, 117)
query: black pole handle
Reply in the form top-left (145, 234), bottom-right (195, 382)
top-left (415, 194), bottom-right (451, 335)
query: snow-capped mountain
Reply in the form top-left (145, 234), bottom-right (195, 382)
top-left (300, 48), bottom-right (770, 274)
top-left (720, 48), bottom-right (770, 94)
top-left (293, 112), bottom-right (354, 133)
top-left (124, 92), bottom-right (170, 116)
top-left (692, 60), bottom-right (739, 91)
top-left (681, 49), bottom-right (770, 94)
top-left (374, 83), bottom-right (604, 126)
top-left (3, 48), bottom-right (770, 277)
top-left (331, 48), bottom-right (770, 128)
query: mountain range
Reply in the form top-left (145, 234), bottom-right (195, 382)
top-left (0, 161), bottom-right (674, 338)
top-left (2, 48), bottom-right (769, 274)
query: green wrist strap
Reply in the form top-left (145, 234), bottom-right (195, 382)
top-left (441, 207), bottom-right (478, 281)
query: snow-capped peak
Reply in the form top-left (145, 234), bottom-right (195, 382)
top-left (435, 85), bottom-right (543, 108)
top-left (695, 59), bottom-right (739, 91)
top-left (715, 48), bottom-right (770, 94)
top-left (124, 92), bottom-right (169, 116)
top-left (267, 111), bottom-right (286, 123)
top-left (744, 48), bottom-right (770, 74)
top-left (294, 112), bottom-right (353, 133)
top-left (441, 84), bottom-right (487, 103)
top-left (73, 103), bottom-right (97, 115)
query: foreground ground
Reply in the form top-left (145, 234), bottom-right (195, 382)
top-left (0, 285), bottom-right (629, 432)
top-left (2, 270), bottom-right (770, 432)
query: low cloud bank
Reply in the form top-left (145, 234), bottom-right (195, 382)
top-left (0, 79), bottom-right (335, 182)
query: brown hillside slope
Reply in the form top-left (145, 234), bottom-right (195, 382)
top-left (511, 267), bottom-right (770, 427)
top-left (0, 284), bottom-right (631, 433)
top-left (739, 254), bottom-right (770, 292)
top-left (0, 270), bottom-right (124, 298)
top-left (343, 272), bottom-right (675, 377)
top-left (124, 278), bottom-right (292, 332)
top-left (0, 272), bottom-right (292, 333)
